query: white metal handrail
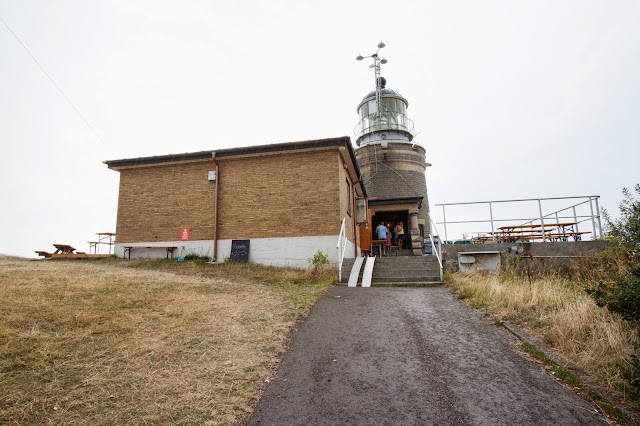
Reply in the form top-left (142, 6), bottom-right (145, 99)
top-left (428, 213), bottom-right (444, 281)
top-left (336, 217), bottom-right (347, 282)
top-left (435, 195), bottom-right (602, 242)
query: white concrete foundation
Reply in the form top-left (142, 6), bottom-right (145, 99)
top-left (114, 235), bottom-right (357, 269)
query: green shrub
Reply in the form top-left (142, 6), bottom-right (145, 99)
top-left (308, 250), bottom-right (329, 269)
top-left (586, 184), bottom-right (640, 322)
top-left (183, 254), bottom-right (210, 264)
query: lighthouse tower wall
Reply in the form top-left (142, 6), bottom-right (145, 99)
top-left (355, 141), bottom-right (431, 251)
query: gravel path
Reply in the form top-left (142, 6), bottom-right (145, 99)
top-left (247, 286), bottom-right (604, 425)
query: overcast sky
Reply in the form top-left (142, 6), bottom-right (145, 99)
top-left (1, 0), bottom-right (638, 257)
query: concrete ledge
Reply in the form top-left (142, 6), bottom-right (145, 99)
top-left (115, 235), bottom-right (357, 269)
top-left (443, 240), bottom-right (608, 273)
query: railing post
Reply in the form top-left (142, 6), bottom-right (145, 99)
top-left (428, 213), bottom-right (444, 282)
top-left (572, 206), bottom-right (579, 233)
top-left (594, 197), bottom-right (603, 239)
top-left (489, 202), bottom-right (495, 242)
top-left (589, 197), bottom-right (597, 240)
top-left (336, 218), bottom-right (346, 282)
top-left (442, 205), bottom-right (448, 242)
top-left (437, 238), bottom-right (443, 281)
top-left (538, 199), bottom-right (546, 242)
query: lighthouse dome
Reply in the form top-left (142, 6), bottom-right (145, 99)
top-left (354, 77), bottom-right (413, 145)
top-left (361, 87), bottom-right (404, 102)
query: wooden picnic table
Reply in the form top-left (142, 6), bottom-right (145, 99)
top-left (497, 222), bottom-right (578, 232)
top-left (36, 244), bottom-right (110, 259)
top-left (53, 244), bottom-right (76, 255)
top-left (492, 222), bottom-right (584, 242)
top-left (371, 239), bottom-right (389, 257)
top-left (89, 232), bottom-right (116, 254)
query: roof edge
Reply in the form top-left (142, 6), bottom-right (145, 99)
top-left (368, 196), bottom-right (423, 206)
top-left (104, 136), bottom-right (355, 170)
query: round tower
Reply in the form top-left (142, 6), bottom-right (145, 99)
top-left (354, 45), bottom-right (430, 255)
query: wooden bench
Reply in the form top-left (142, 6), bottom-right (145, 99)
top-left (545, 232), bottom-right (590, 242)
top-left (35, 250), bottom-right (52, 258)
top-left (123, 246), bottom-right (177, 259)
top-left (472, 236), bottom-right (494, 243)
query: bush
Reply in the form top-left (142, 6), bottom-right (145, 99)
top-left (586, 185), bottom-right (640, 322)
top-left (308, 250), bottom-right (329, 269)
top-left (605, 184), bottom-right (640, 260)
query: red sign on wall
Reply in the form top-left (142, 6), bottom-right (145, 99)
top-left (180, 227), bottom-right (190, 241)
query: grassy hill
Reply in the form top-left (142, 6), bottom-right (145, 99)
top-left (0, 255), bottom-right (333, 424)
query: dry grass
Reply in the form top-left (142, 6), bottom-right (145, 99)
top-left (447, 270), bottom-right (640, 407)
top-left (0, 255), bottom-right (332, 424)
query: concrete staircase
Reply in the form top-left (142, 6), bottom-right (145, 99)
top-left (340, 255), bottom-right (442, 286)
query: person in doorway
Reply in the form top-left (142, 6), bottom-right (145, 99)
top-left (396, 222), bottom-right (405, 249)
top-left (392, 222), bottom-right (399, 246)
top-left (375, 221), bottom-right (388, 241)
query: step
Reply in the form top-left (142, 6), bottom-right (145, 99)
top-left (342, 255), bottom-right (440, 268)
top-left (371, 281), bottom-right (443, 287)
top-left (340, 255), bottom-right (442, 284)
top-left (370, 276), bottom-right (442, 283)
top-left (371, 270), bottom-right (441, 278)
top-left (337, 280), bottom-right (443, 287)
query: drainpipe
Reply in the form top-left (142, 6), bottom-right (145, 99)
top-left (352, 182), bottom-right (358, 257)
top-left (212, 153), bottom-right (219, 262)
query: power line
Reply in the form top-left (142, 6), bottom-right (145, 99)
top-left (0, 14), bottom-right (117, 157)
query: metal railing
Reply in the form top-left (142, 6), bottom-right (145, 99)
top-left (435, 195), bottom-right (603, 242)
top-left (336, 217), bottom-right (347, 282)
top-left (428, 213), bottom-right (444, 281)
top-left (353, 111), bottom-right (414, 139)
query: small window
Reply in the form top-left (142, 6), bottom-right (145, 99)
top-left (356, 198), bottom-right (368, 224)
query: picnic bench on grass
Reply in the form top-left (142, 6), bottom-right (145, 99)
top-left (53, 244), bottom-right (76, 255)
top-left (88, 232), bottom-right (116, 254)
top-left (35, 243), bottom-right (110, 259)
top-left (123, 246), bottom-right (177, 259)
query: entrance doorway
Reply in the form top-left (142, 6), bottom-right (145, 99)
top-left (372, 211), bottom-right (409, 250)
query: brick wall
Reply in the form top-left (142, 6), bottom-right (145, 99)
top-left (115, 149), bottom-right (349, 244)
top-left (338, 156), bottom-right (357, 243)
top-left (217, 149), bottom-right (342, 239)
top-left (115, 161), bottom-right (217, 243)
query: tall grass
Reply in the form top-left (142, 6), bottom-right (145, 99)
top-left (447, 269), bottom-right (639, 407)
top-left (0, 256), bottom-right (333, 424)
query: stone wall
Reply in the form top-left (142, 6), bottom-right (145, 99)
top-left (442, 240), bottom-right (609, 273)
top-left (355, 141), bottom-right (431, 238)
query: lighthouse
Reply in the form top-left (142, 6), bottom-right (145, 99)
top-left (354, 42), bottom-right (431, 255)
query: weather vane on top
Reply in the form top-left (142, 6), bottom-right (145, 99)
top-left (356, 41), bottom-right (387, 119)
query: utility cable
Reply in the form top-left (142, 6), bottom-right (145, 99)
top-left (0, 14), bottom-right (117, 157)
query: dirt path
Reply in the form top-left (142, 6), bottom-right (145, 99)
top-left (247, 287), bottom-right (604, 425)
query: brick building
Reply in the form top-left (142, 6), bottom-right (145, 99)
top-left (105, 137), bottom-right (366, 267)
top-left (105, 70), bottom-right (431, 266)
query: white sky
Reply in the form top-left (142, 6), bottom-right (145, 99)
top-left (1, 0), bottom-right (638, 257)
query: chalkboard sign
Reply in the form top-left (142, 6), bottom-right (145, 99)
top-left (230, 239), bottom-right (250, 263)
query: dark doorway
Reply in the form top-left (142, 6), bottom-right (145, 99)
top-left (372, 211), bottom-right (409, 249)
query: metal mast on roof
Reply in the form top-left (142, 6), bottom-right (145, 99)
top-left (356, 41), bottom-right (387, 121)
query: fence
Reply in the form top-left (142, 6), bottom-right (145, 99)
top-left (434, 195), bottom-right (603, 243)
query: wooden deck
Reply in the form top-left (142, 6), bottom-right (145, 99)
top-left (49, 254), bottom-right (111, 259)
